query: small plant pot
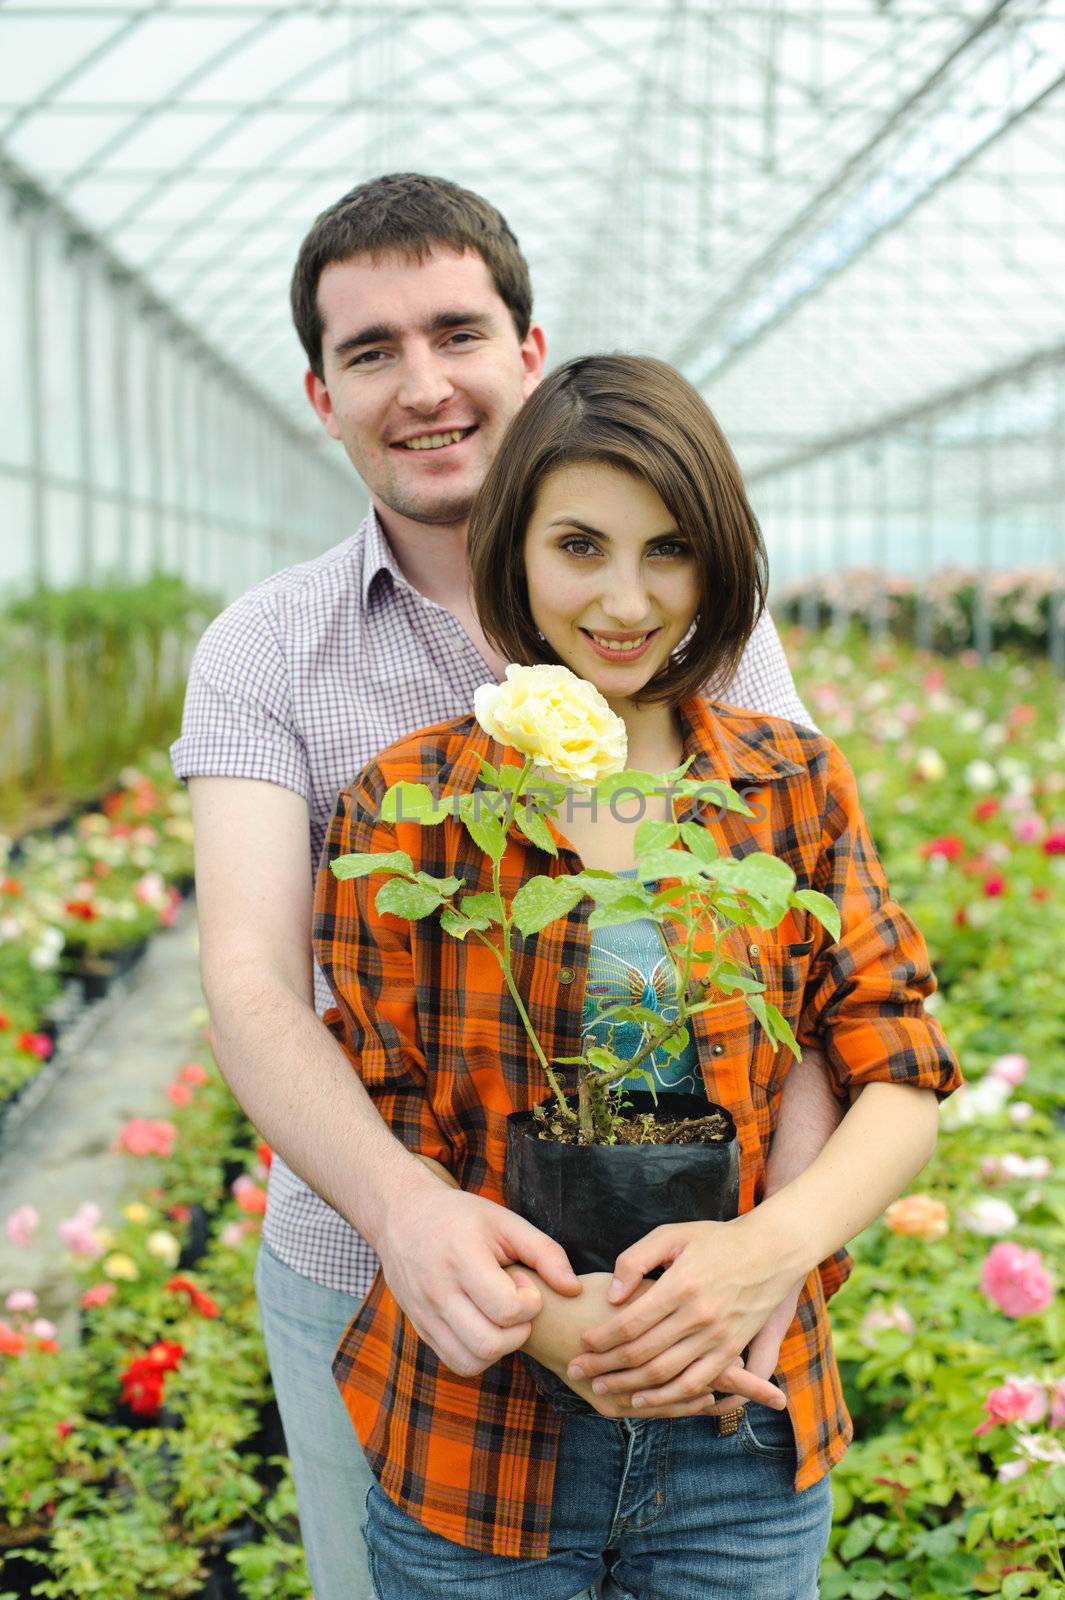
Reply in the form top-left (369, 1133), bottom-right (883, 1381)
top-left (504, 1090), bottom-right (740, 1276)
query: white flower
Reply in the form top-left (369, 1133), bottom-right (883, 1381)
top-left (146, 1230), bottom-right (181, 1267)
top-left (474, 664), bottom-right (628, 789)
top-left (914, 748), bottom-right (946, 782)
top-left (965, 759), bottom-right (998, 792)
top-left (1008, 1101), bottom-right (1034, 1125)
top-left (958, 1197), bottom-right (1019, 1236)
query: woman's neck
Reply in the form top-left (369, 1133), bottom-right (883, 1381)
top-left (614, 699), bottom-right (686, 775)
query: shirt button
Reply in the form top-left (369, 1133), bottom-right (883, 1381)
top-left (748, 943), bottom-right (761, 959)
top-left (557, 966), bottom-right (576, 985)
top-left (710, 1042), bottom-right (725, 1057)
top-left (449, 634), bottom-right (467, 653)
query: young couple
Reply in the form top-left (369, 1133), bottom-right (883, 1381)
top-left (175, 174), bottom-right (960, 1600)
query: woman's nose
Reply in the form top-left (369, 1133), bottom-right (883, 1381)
top-left (601, 571), bottom-right (652, 625)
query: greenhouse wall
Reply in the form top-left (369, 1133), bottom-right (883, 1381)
top-left (0, 166), bottom-right (363, 604)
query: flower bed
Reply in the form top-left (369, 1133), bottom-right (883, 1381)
top-left (0, 754), bottom-right (194, 1112)
top-left (0, 1052), bottom-right (308, 1598)
top-left (787, 631), bottom-right (1065, 1598)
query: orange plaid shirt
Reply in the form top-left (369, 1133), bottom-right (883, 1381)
top-left (313, 697), bottom-right (961, 1558)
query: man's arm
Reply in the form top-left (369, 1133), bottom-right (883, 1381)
top-left (190, 776), bottom-right (578, 1375)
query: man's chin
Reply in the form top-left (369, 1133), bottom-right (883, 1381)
top-left (383, 489), bottom-right (477, 528)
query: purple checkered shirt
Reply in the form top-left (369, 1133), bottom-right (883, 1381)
top-left (171, 507), bottom-right (815, 1296)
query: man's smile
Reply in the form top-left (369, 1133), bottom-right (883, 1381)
top-left (390, 425), bottom-right (479, 452)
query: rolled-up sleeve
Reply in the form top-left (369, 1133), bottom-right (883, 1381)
top-left (798, 741), bottom-right (962, 1102)
top-left (312, 779), bottom-right (452, 1166)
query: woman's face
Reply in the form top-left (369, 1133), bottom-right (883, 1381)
top-left (523, 460), bottom-right (699, 706)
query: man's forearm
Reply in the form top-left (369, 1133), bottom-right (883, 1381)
top-left (763, 1046), bottom-right (846, 1200)
top-left (204, 959), bottom-right (435, 1247)
top-left (753, 1080), bottom-right (939, 1280)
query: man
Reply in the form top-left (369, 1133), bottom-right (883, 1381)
top-left (173, 173), bottom-right (844, 1599)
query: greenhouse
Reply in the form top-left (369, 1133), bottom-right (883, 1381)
top-left (0, 2), bottom-right (1063, 1596)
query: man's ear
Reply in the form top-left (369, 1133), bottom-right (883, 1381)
top-left (521, 323), bottom-right (547, 399)
top-left (304, 369), bottom-right (342, 440)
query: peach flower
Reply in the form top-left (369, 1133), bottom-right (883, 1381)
top-left (883, 1195), bottom-right (949, 1240)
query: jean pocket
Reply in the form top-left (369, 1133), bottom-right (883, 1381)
top-left (738, 1401), bottom-right (796, 1461)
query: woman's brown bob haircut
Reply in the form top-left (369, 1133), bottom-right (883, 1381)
top-left (468, 354), bottom-right (768, 706)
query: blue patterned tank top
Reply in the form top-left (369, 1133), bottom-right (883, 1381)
top-left (581, 871), bottom-right (704, 1097)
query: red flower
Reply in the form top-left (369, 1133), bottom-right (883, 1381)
top-left (920, 835), bottom-right (964, 862)
top-left (1009, 703), bottom-right (1036, 726)
top-left (973, 798), bottom-right (1000, 821)
top-left (953, 907), bottom-right (968, 928)
top-left (983, 875), bottom-right (1007, 898)
top-left (80, 1282), bottom-right (116, 1310)
top-left (0, 1320), bottom-right (28, 1357)
top-left (56, 1421), bottom-right (75, 1440)
top-left (91, 861), bottom-right (111, 879)
top-left (167, 1204), bottom-right (192, 1224)
top-left (35, 1338), bottom-right (60, 1354)
top-left (165, 1277), bottom-right (219, 1319)
top-left (1044, 830), bottom-right (1065, 856)
top-left (0, 1012), bottom-right (9, 1030)
top-left (144, 1340), bottom-right (185, 1372)
top-left (17, 1031), bottom-right (52, 1060)
top-left (166, 1082), bottom-right (192, 1108)
top-left (64, 899), bottom-right (96, 921)
top-left (1032, 886), bottom-right (1050, 902)
top-left (1, 877), bottom-right (22, 895)
top-left (256, 1142), bottom-right (273, 1171)
top-left (232, 1176), bottom-right (267, 1216)
top-left (179, 1062), bottom-right (208, 1086)
top-left (120, 1364), bottom-right (166, 1416)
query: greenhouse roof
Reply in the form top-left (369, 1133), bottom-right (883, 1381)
top-left (3, 0), bottom-right (1065, 475)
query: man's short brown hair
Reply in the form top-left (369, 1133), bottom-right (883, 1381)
top-left (291, 172), bottom-right (533, 378)
top-left (468, 354), bottom-right (768, 706)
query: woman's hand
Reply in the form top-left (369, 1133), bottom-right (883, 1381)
top-left (565, 1215), bottom-right (801, 1411)
top-left (514, 1266), bottom-right (788, 1419)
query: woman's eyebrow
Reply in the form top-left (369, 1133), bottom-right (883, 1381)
top-left (545, 517), bottom-right (682, 542)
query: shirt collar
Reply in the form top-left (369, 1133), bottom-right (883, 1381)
top-left (360, 503), bottom-right (407, 603)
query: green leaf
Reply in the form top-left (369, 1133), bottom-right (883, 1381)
top-left (496, 763), bottom-right (529, 793)
top-left (439, 908), bottom-right (486, 940)
top-left (634, 818), bottom-right (679, 856)
top-left (513, 804), bottom-right (558, 857)
top-left (732, 853), bottom-right (797, 900)
top-left (461, 890), bottom-right (502, 925)
top-left (661, 753), bottom-right (696, 782)
top-left (679, 822), bottom-right (719, 863)
top-left (331, 849), bottom-right (413, 880)
top-left (715, 971), bottom-right (765, 996)
top-left (791, 888), bottom-right (842, 944)
top-left (1002, 1573), bottom-right (1041, 1599)
top-left (477, 757), bottom-right (500, 786)
top-left (764, 1001), bottom-right (802, 1061)
top-left (745, 990), bottom-right (770, 1034)
top-left (585, 1045), bottom-right (623, 1074)
top-left (630, 849), bottom-right (708, 883)
top-left (657, 1025), bottom-right (690, 1058)
top-left (595, 768), bottom-right (665, 801)
top-left (588, 896), bottom-right (658, 929)
top-left (457, 794), bottom-right (507, 861)
top-left (511, 875), bottom-right (585, 936)
top-left (374, 879), bottom-right (444, 920)
top-left (415, 872), bottom-right (463, 897)
top-left (840, 1515), bottom-right (882, 1562)
top-left (593, 1002), bottom-right (662, 1028)
top-left (673, 777), bottom-right (754, 816)
top-left (571, 871), bottom-right (655, 908)
top-left (380, 782), bottom-right (453, 824)
top-left (963, 1510), bottom-right (989, 1552)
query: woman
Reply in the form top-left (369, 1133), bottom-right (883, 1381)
top-left (313, 355), bottom-right (961, 1600)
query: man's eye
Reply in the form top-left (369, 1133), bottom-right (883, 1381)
top-left (348, 350), bottom-right (386, 366)
top-left (447, 332), bottom-right (478, 345)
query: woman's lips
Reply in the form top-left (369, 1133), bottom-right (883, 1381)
top-left (580, 628), bottom-right (661, 663)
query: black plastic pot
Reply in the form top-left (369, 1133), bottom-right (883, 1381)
top-left (504, 1090), bottom-right (740, 1275)
top-left (176, 1203), bottom-right (211, 1270)
top-left (505, 1090), bottom-right (740, 1412)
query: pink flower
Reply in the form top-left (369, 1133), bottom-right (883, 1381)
top-left (159, 887), bottom-right (182, 927)
top-left (232, 1175), bottom-right (267, 1215)
top-left (974, 1377), bottom-right (1048, 1435)
top-left (133, 871), bottom-right (166, 906)
top-left (997, 1458), bottom-right (1029, 1483)
top-left (58, 1203), bottom-right (104, 1259)
top-left (80, 1283), bottom-right (116, 1310)
top-left (220, 1222), bottom-right (246, 1248)
top-left (30, 1318), bottom-right (56, 1341)
top-left (980, 1242), bottom-right (1055, 1317)
top-left (1013, 814), bottom-right (1046, 845)
top-left (990, 1053), bottom-right (1028, 1087)
top-left (4, 1290), bottom-right (38, 1314)
top-left (1008, 1102), bottom-right (1034, 1126)
top-left (116, 1118), bottom-right (177, 1158)
top-left (858, 1302), bottom-right (916, 1348)
top-left (18, 1032), bottom-right (53, 1060)
top-left (981, 1153), bottom-right (1051, 1185)
top-left (4, 1205), bottom-right (39, 1247)
top-left (179, 1063), bottom-right (208, 1086)
top-left (166, 1082), bottom-right (192, 1108)
top-left (1043, 829), bottom-right (1065, 856)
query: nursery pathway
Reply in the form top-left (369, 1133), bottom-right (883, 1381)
top-left (0, 899), bottom-right (206, 1329)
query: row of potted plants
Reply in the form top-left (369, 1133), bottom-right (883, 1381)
top-left (0, 1047), bottom-right (309, 1598)
top-left (0, 754), bottom-right (194, 1112)
top-left (775, 568), bottom-right (1063, 658)
top-left (785, 631), bottom-right (1065, 1598)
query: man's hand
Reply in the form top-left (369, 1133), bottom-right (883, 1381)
top-left (565, 1214), bottom-right (799, 1409)
top-left (376, 1173), bottom-right (581, 1378)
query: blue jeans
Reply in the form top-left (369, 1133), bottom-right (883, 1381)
top-left (364, 1404), bottom-right (832, 1600)
top-left (254, 1239), bottom-right (376, 1600)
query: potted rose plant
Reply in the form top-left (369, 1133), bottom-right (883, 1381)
top-left (330, 664), bottom-right (840, 1274)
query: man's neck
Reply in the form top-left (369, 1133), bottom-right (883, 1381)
top-left (374, 501), bottom-right (471, 610)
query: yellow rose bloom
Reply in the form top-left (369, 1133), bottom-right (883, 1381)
top-left (122, 1203), bottom-right (150, 1224)
top-left (103, 1252), bottom-right (140, 1281)
top-left (474, 664), bottom-right (627, 789)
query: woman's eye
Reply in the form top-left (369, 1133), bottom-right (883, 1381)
top-left (651, 540), bottom-right (689, 559)
top-left (559, 537), bottom-right (599, 558)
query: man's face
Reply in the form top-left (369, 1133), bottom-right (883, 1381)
top-left (306, 246), bottom-right (545, 529)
